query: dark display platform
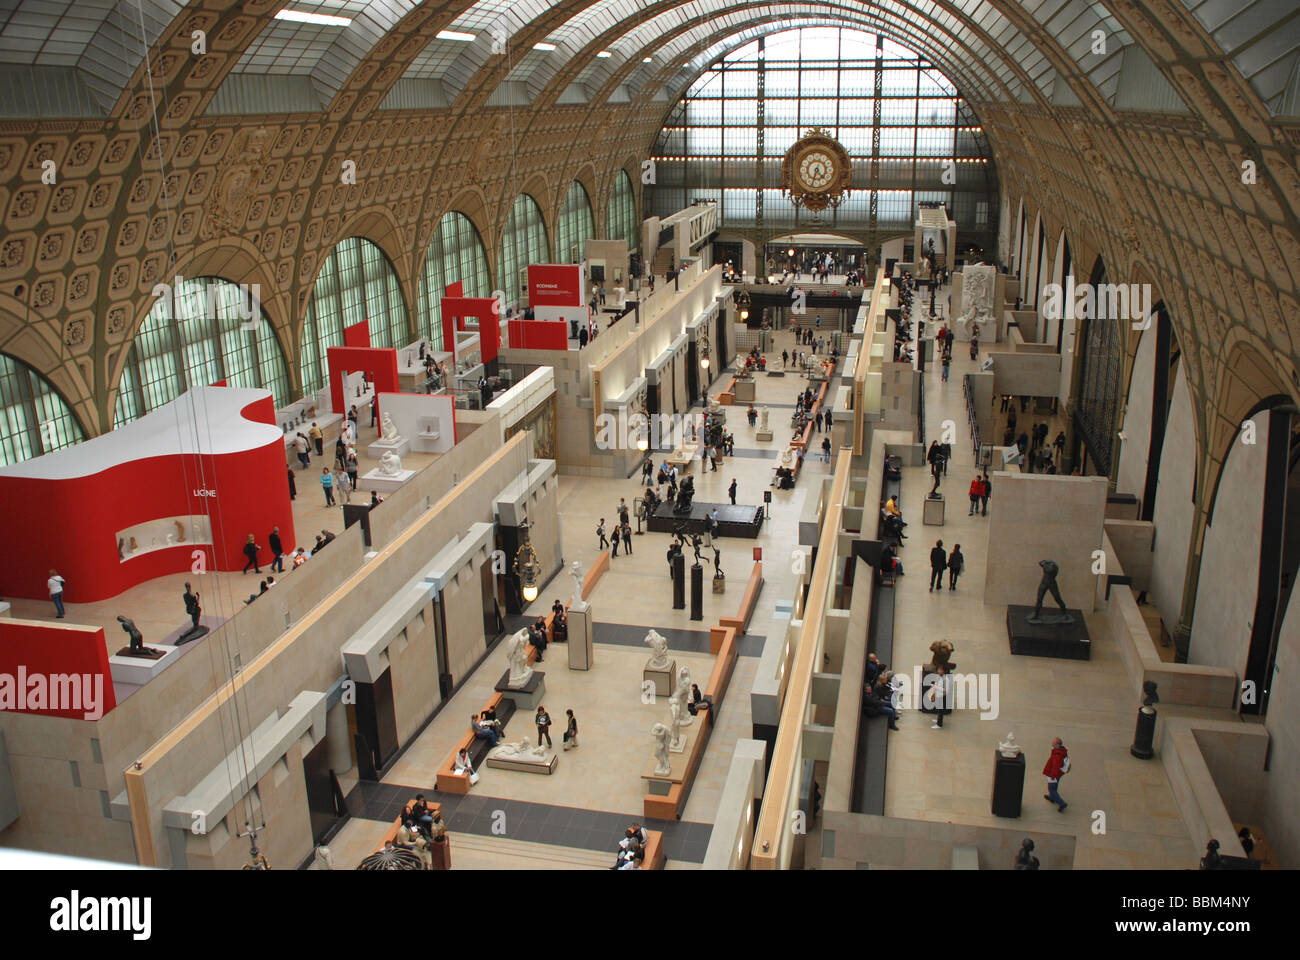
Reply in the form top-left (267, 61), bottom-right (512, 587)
top-left (1006, 605), bottom-right (1091, 660)
top-left (647, 501), bottom-right (764, 538)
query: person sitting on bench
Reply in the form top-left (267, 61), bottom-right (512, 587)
top-left (470, 715), bottom-right (501, 747)
top-left (551, 601), bottom-right (568, 642)
top-left (687, 682), bottom-right (714, 716)
top-left (454, 748), bottom-right (479, 784)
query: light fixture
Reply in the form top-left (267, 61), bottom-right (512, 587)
top-left (643, 56), bottom-right (653, 63)
top-left (735, 287), bottom-right (751, 322)
top-left (275, 8), bottom-right (351, 26)
top-left (597, 50), bottom-right (613, 58)
top-left (635, 387), bottom-right (650, 452)
top-left (534, 42), bottom-right (557, 51)
top-left (514, 519), bottom-right (541, 603)
top-left (788, 248), bottom-right (796, 257)
top-left (436, 29), bottom-right (476, 42)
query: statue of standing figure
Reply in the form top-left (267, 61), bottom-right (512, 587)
top-left (650, 722), bottom-right (673, 776)
top-left (569, 559), bottom-right (586, 608)
top-left (668, 666), bottom-right (694, 727)
top-left (1029, 559), bottom-right (1072, 623)
top-left (759, 407), bottom-right (770, 432)
top-left (644, 629), bottom-right (670, 669)
top-left (506, 629), bottom-right (534, 688)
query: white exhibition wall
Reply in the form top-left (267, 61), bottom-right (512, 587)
top-left (1149, 366), bottom-right (1196, 632)
top-left (1116, 322), bottom-right (1159, 505)
top-left (377, 392), bottom-right (455, 454)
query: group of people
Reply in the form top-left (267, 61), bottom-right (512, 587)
top-left (967, 473), bottom-right (993, 516)
top-left (390, 794), bottom-right (447, 869)
top-left (1003, 414), bottom-right (1067, 475)
top-left (600, 497), bottom-right (636, 558)
top-left (613, 823), bottom-right (650, 869)
top-left (241, 525), bottom-right (343, 581)
top-left (928, 540), bottom-right (965, 592)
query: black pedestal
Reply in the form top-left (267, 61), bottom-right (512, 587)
top-left (991, 751), bottom-right (1026, 818)
top-left (690, 564), bottom-right (704, 621)
top-left (1006, 605), bottom-right (1091, 659)
top-left (672, 554), bottom-right (685, 610)
top-left (1131, 707), bottom-right (1157, 759)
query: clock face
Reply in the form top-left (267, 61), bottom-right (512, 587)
top-left (798, 151), bottom-right (835, 191)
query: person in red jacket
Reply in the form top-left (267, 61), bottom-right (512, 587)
top-left (968, 476), bottom-right (984, 516)
top-left (1042, 737), bottom-right (1070, 812)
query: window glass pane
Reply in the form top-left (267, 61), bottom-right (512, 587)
top-left (0, 352), bottom-right (85, 465)
top-left (497, 194), bottom-right (550, 310)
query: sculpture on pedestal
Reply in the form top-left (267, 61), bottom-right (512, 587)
top-left (378, 450), bottom-right (404, 475)
top-left (382, 413), bottom-right (400, 442)
top-left (115, 615), bottom-right (159, 657)
top-left (644, 629), bottom-right (670, 669)
top-left (668, 666), bottom-right (694, 727)
top-left (174, 520), bottom-right (186, 542)
top-left (998, 733), bottom-right (1022, 758)
top-left (780, 447), bottom-right (795, 469)
top-left (759, 407), bottom-right (770, 432)
top-left (1029, 560), bottom-right (1072, 623)
top-left (650, 722), bottom-right (673, 776)
top-left (1014, 838), bottom-right (1040, 870)
top-left (117, 537), bottom-right (125, 560)
top-left (506, 629), bottom-right (534, 689)
top-left (674, 476), bottom-right (695, 514)
top-left (929, 639), bottom-right (954, 670)
top-left (183, 582), bottom-right (201, 629)
top-left (489, 739), bottom-right (550, 762)
top-left (569, 559), bottom-right (586, 608)
top-left (669, 698), bottom-right (687, 750)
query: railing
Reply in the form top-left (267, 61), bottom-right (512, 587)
top-left (962, 374), bottom-right (980, 460)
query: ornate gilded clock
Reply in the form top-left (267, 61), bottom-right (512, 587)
top-left (781, 129), bottom-right (853, 213)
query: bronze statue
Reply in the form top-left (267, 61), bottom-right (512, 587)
top-left (117, 615), bottom-right (144, 654)
top-left (1029, 560), bottom-right (1072, 623)
top-left (183, 583), bottom-right (201, 629)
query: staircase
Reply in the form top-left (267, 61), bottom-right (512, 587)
top-left (447, 831), bottom-right (613, 870)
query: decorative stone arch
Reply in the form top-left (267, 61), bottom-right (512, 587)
top-left (0, 295), bottom-right (96, 439)
top-left (330, 205), bottom-right (414, 336)
top-left (510, 176), bottom-right (555, 258)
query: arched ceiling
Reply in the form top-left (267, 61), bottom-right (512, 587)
top-left (1, 1), bottom-right (1294, 124)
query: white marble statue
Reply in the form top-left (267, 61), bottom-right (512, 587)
top-left (314, 845), bottom-right (335, 870)
top-left (650, 722), bottom-right (673, 776)
top-left (956, 263), bottom-right (996, 329)
top-left (668, 665), bottom-right (694, 728)
top-left (378, 450), bottom-right (404, 475)
top-left (644, 629), bottom-right (670, 669)
top-left (759, 407), bottom-right (770, 432)
top-left (489, 739), bottom-right (550, 762)
top-left (342, 420), bottom-right (356, 445)
top-left (780, 447), bottom-right (795, 468)
top-left (998, 732), bottom-right (1023, 758)
top-left (506, 629), bottom-right (533, 688)
top-left (382, 412), bottom-right (400, 442)
top-left (669, 698), bottom-right (687, 751)
top-left (569, 559), bottom-right (586, 607)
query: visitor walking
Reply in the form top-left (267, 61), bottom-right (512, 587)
top-left (269, 526), bottom-right (285, 573)
top-left (562, 709), bottom-right (579, 751)
top-left (47, 569), bottom-right (65, 618)
top-left (294, 432), bottom-right (310, 469)
top-left (1043, 737), bottom-right (1070, 812)
top-left (287, 466), bottom-right (296, 501)
top-left (947, 544), bottom-right (964, 591)
top-left (536, 706), bottom-right (553, 748)
top-left (729, 478), bottom-right (738, 505)
top-left (242, 534), bottom-right (261, 574)
top-left (968, 475), bottom-right (983, 515)
top-left (597, 519), bottom-right (609, 550)
top-left (621, 522), bottom-right (633, 555)
top-left (321, 467), bottom-right (334, 506)
top-left (308, 422), bottom-right (323, 456)
top-left (929, 541), bottom-right (948, 593)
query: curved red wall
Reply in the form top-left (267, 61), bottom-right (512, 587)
top-left (0, 396), bottom-right (295, 603)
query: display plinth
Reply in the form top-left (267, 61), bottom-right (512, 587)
top-left (486, 753), bottom-right (558, 775)
top-left (109, 644), bottom-right (181, 686)
top-left (567, 605), bottom-right (593, 670)
top-left (669, 734), bottom-right (689, 754)
top-left (991, 750), bottom-right (1026, 817)
top-left (1006, 605), bottom-right (1091, 660)
top-left (0, 602), bottom-right (10, 618)
top-left (359, 467), bottom-right (416, 493)
top-left (755, 429), bottom-right (774, 442)
top-left (923, 497), bottom-right (945, 525)
top-left (495, 669), bottom-right (546, 710)
top-left (644, 659), bottom-right (676, 697)
top-left (734, 380), bottom-right (756, 402)
top-left (712, 576), bottom-right (726, 594)
top-left (366, 437), bottom-right (410, 459)
top-left (642, 753), bottom-right (689, 794)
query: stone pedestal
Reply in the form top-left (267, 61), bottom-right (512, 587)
top-left (495, 670), bottom-right (546, 710)
top-left (567, 604), bottom-right (594, 670)
top-left (486, 752), bottom-right (558, 774)
top-left (366, 436), bottom-right (410, 459)
top-left (108, 644), bottom-right (181, 686)
top-left (359, 467), bottom-right (415, 493)
top-left (923, 496), bottom-right (945, 525)
top-left (644, 658), bottom-right (677, 697)
top-left (712, 575), bottom-right (726, 594)
top-left (991, 750), bottom-right (1026, 818)
top-left (755, 430), bottom-right (774, 442)
top-left (734, 379), bottom-right (756, 402)
top-left (669, 733), bottom-right (688, 754)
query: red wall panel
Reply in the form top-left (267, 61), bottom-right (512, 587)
top-left (0, 620), bottom-right (117, 720)
top-left (326, 346), bottom-right (400, 416)
top-left (508, 319), bottom-right (569, 351)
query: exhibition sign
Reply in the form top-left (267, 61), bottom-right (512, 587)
top-left (528, 264), bottom-right (584, 307)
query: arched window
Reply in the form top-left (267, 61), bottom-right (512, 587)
top-left (555, 181), bottom-right (594, 264)
top-left (607, 170), bottom-right (638, 250)
top-left (0, 353), bottom-right (85, 466)
top-left (418, 211), bottom-right (491, 343)
top-left (497, 194), bottom-right (550, 309)
top-left (114, 277), bottom-right (291, 428)
top-left (301, 237), bottom-right (408, 394)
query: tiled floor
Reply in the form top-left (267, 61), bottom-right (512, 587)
top-left (878, 282), bottom-right (1198, 869)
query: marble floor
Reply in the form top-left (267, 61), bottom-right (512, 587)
top-left (879, 290), bottom-right (1199, 869)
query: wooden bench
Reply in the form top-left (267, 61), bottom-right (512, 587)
top-left (434, 692), bottom-right (516, 794)
top-left (643, 625), bottom-right (740, 821)
top-left (374, 798), bottom-right (443, 852)
top-left (643, 830), bottom-right (666, 870)
top-left (718, 377), bottom-right (737, 405)
top-left (718, 561), bottom-right (763, 637)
